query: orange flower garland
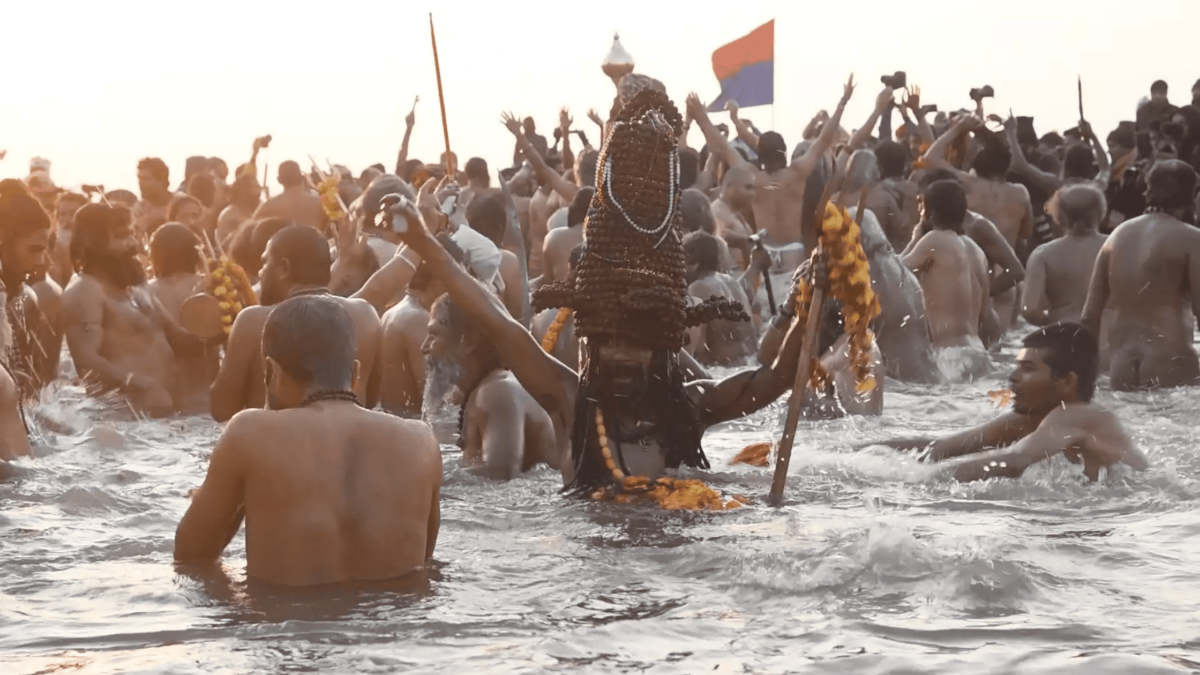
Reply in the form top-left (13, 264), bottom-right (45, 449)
top-left (540, 308), bottom-right (572, 353)
top-left (793, 203), bottom-right (882, 396)
top-left (206, 257), bottom-right (257, 335)
top-left (318, 177), bottom-right (344, 221)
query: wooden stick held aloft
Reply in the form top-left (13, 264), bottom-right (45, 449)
top-left (429, 14), bottom-right (454, 177)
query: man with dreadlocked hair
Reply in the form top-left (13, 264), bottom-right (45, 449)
top-left (389, 89), bottom-right (820, 494)
top-left (0, 179), bottom-right (55, 395)
top-left (1082, 160), bottom-right (1200, 390)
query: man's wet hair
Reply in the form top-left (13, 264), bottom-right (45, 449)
top-left (917, 168), bottom-right (960, 191)
top-left (229, 174), bottom-right (260, 211)
top-left (137, 157), bottom-right (169, 186)
top-left (165, 194), bottom-right (201, 227)
top-left (577, 149), bottom-right (600, 188)
top-left (1145, 160), bottom-right (1198, 215)
top-left (971, 144), bottom-right (1012, 180)
top-left (875, 141), bottom-right (909, 179)
top-left (679, 148), bottom-right (700, 190)
top-left (1151, 80), bottom-right (1169, 95)
top-left (186, 172), bottom-right (216, 208)
top-left (263, 295), bottom-right (357, 391)
top-left (465, 157), bottom-right (489, 184)
top-left (268, 225), bottom-right (332, 287)
top-left (567, 187), bottom-right (594, 228)
top-left (102, 189), bottom-right (137, 207)
top-left (149, 222), bottom-right (202, 278)
top-left (0, 179), bottom-right (51, 245)
top-left (71, 203), bottom-right (131, 272)
top-left (207, 157), bottom-right (228, 177)
top-left (758, 131), bottom-right (788, 169)
top-left (682, 231), bottom-right (721, 275)
top-left (58, 191), bottom-right (88, 210)
top-left (924, 180), bottom-right (968, 232)
top-left (1039, 132), bottom-right (1064, 150)
top-left (278, 161), bottom-right (305, 189)
top-left (1048, 183), bottom-right (1106, 232)
top-left (465, 196), bottom-right (506, 247)
top-left (409, 234), bottom-right (465, 292)
top-left (230, 217), bottom-right (291, 275)
top-left (680, 188), bottom-right (716, 234)
top-left (1062, 144), bottom-right (1097, 180)
top-left (1107, 123), bottom-right (1137, 150)
top-left (1022, 323), bottom-right (1098, 402)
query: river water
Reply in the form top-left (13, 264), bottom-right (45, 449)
top-left (2, 337), bottom-right (1200, 674)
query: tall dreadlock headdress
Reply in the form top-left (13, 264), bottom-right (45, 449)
top-left (533, 88), bottom-right (748, 493)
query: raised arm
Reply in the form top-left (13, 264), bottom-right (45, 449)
top-left (921, 116), bottom-right (975, 176)
top-left (969, 216), bottom-right (1025, 296)
top-left (504, 112), bottom-right (579, 202)
top-left (687, 92), bottom-right (751, 171)
top-left (498, 170), bottom-right (531, 327)
top-left (902, 87), bottom-right (935, 146)
top-left (725, 101), bottom-right (761, 154)
top-left (1080, 121), bottom-right (1111, 186)
top-left (558, 108), bottom-right (575, 179)
top-left (391, 198), bottom-right (577, 413)
top-left (395, 108), bottom-right (416, 175)
top-left (1004, 117), bottom-right (1061, 195)
top-left (791, 75), bottom-right (856, 177)
top-left (847, 86), bottom-right (894, 151)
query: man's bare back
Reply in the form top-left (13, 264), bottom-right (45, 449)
top-left (1022, 233), bottom-right (1106, 325)
top-left (461, 370), bottom-right (561, 480)
top-left (176, 401), bottom-right (441, 586)
top-left (903, 230), bottom-right (989, 348)
top-left (688, 273), bottom-right (757, 365)
top-left (378, 296), bottom-right (428, 417)
top-left (1084, 213), bottom-right (1200, 390)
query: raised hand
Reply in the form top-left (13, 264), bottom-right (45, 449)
top-left (685, 92), bottom-right (707, 120)
top-left (405, 109), bottom-right (416, 128)
top-left (724, 100), bottom-right (740, 117)
top-left (876, 86), bottom-right (895, 112)
top-left (559, 107), bottom-right (573, 130)
top-left (841, 74), bottom-right (856, 105)
top-left (903, 85), bottom-right (921, 113)
top-left (501, 111), bottom-right (522, 135)
top-left (588, 108), bottom-right (604, 126)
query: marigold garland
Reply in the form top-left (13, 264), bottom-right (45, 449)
top-left (205, 257), bottom-right (257, 335)
top-left (590, 408), bottom-right (745, 511)
top-left (987, 389), bottom-right (1013, 408)
top-left (792, 203), bottom-right (882, 396)
top-left (541, 307), bottom-right (572, 353)
top-left (318, 177), bottom-right (343, 221)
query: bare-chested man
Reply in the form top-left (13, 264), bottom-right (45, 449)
top-left (134, 157), bottom-right (173, 237)
top-left (688, 78), bottom-right (855, 273)
top-left (51, 191), bottom-right (88, 288)
top-left (424, 295), bottom-right (561, 479)
top-left (176, 295), bottom-right (441, 586)
top-left (252, 161), bottom-right (327, 233)
top-left (63, 204), bottom-right (210, 417)
top-left (870, 141), bottom-right (919, 250)
top-left (868, 324), bottom-right (1148, 482)
top-left (1022, 185), bottom-right (1109, 326)
top-left (147, 223), bottom-right (205, 320)
top-left (683, 232), bottom-right (760, 366)
top-left (216, 174), bottom-right (261, 249)
top-left (209, 225), bottom-right (382, 422)
top-left (540, 188), bottom-right (592, 285)
top-left (922, 116), bottom-right (1034, 333)
top-left (0, 286), bottom-right (30, 463)
top-left (901, 180), bottom-right (992, 382)
top-left (711, 165), bottom-right (758, 267)
top-left (1082, 160), bottom-right (1200, 390)
top-left (0, 180), bottom-right (57, 392)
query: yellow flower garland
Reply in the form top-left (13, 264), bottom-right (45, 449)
top-left (793, 203), bottom-right (882, 396)
top-left (540, 308), bottom-right (572, 353)
top-left (318, 177), bottom-right (343, 221)
top-left (206, 257), bottom-right (258, 335)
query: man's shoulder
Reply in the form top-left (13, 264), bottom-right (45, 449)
top-left (61, 274), bottom-right (105, 308)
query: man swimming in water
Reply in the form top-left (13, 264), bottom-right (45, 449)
top-left (869, 323), bottom-right (1148, 482)
top-left (176, 295), bottom-right (441, 586)
top-left (1081, 160), bottom-right (1200, 391)
top-left (391, 90), bottom-right (816, 493)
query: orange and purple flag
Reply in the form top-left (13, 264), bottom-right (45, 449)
top-left (707, 20), bottom-right (774, 112)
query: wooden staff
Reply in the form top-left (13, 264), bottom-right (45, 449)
top-left (429, 13), bottom-right (454, 177)
top-left (767, 182), bottom-right (869, 507)
top-left (1077, 75), bottom-right (1085, 122)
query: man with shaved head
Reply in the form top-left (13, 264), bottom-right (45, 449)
top-left (1022, 184), bottom-right (1110, 327)
top-left (1083, 160), bottom-right (1200, 390)
top-left (711, 164), bottom-right (758, 267)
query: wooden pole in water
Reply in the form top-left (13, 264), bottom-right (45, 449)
top-left (429, 14), bottom-right (454, 178)
top-left (768, 182), bottom-right (869, 507)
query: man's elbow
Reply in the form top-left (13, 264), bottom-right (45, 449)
top-left (209, 385), bottom-right (240, 424)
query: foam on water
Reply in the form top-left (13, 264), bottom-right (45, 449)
top-left (2, 335), bottom-right (1199, 673)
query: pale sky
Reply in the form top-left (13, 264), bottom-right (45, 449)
top-left (3, 0), bottom-right (1198, 194)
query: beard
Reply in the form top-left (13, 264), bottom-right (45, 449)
top-left (422, 354), bottom-right (463, 419)
top-left (594, 360), bottom-right (651, 400)
top-left (91, 248), bottom-right (147, 289)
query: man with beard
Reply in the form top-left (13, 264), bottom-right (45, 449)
top-left (134, 157), bottom-right (173, 237)
top-left (423, 294), bottom-right (561, 480)
top-left (687, 78), bottom-right (856, 273)
top-left (209, 225), bottom-right (381, 422)
top-left (62, 204), bottom-right (208, 417)
top-left (866, 324), bottom-right (1147, 482)
top-left (1082, 160), bottom-right (1200, 390)
top-left (389, 89), bottom-right (816, 493)
top-left (176, 295), bottom-right (441, 586)
top-left (0, 179), bottom-right (56, 394)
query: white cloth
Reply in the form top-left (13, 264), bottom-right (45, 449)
top-left (547, 206), bottom-right (569, 231)
top-left (934, 336), bottom-right (991, 384)
top-left (451, 224), bottom-right (504, 293)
